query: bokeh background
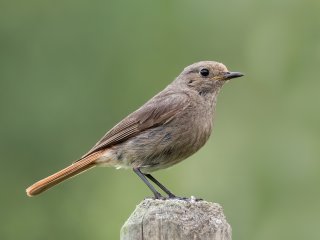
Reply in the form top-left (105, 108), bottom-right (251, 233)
top-left (1, 0), bottom-right (319, 239)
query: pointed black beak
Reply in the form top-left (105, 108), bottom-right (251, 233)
top-left (224, 72), bottom-right (244, 80)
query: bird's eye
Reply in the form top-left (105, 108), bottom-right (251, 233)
top-left (200, 68), bottom-right (209, 77)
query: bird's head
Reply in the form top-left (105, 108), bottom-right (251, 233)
top-left (176, 61), bottom-right (244, 95)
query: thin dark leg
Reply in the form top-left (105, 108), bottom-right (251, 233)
top-left (145, 174), bottom-right (176, 198)
top-left (133, 168), bottom-right (162, 199)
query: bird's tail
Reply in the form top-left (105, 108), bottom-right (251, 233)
top-left (26, 150), bottom-right (104, 197)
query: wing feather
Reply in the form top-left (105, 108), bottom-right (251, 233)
top-left (80, 91), bottom-right (190, 159)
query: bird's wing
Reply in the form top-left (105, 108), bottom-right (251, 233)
top-left (80, 91), bottom-right (190, 159)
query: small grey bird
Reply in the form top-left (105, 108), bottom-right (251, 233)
top-left (26, 61), bottom-right (243, 198)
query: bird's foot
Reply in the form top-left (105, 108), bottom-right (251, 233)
top-left (145, 194), bottom-right (203, 201)
top-left (168, 195), bottom-right (203, 202)
top-left (144, 196), bottom-right (167, 200)
top-left (144, 191), bottom-right (166, 200)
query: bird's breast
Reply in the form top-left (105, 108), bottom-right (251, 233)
top-left (109, 97), bottom-right (215, 172)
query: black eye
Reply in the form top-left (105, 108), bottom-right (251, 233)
top-left (200, 68), bottom-right (209, 77)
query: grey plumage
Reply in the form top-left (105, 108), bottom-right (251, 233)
top-left (26, 61), bottom-right (243, 197)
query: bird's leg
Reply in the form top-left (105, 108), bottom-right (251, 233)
top-left (133, 168), bottom-right (162, 199)
top-left (145, 174), bottom-right (176, 198)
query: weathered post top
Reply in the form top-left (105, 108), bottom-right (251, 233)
top-left (121, 198), bottom-right (231, 240)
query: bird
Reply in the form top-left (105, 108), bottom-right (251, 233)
top-left (26, 61), bottom-right (243, 198)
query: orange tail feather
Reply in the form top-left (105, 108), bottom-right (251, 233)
top-left (26, 151), bottom-right (103, 197)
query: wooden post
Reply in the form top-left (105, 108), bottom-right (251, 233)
top-left (120, 198), bottom-right (231, 240)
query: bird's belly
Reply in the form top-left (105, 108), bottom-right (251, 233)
top-left (110, 123), bottom-right (211, 173)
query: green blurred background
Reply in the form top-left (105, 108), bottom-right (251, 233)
top-left (1, 0), bottom-right (319, 239)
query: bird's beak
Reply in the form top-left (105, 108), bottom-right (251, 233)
top-left (223, 72), bottom-right (244, 80)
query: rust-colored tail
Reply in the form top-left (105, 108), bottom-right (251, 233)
top-left (26, 151), bottom-right (104, 197)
